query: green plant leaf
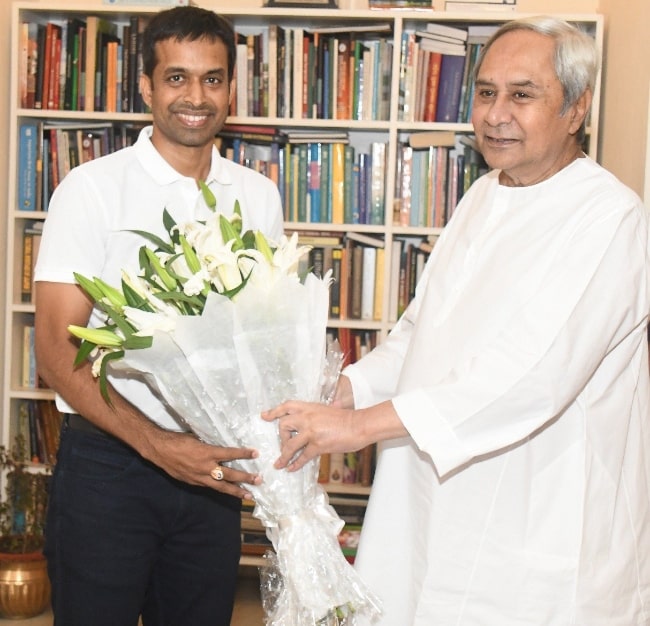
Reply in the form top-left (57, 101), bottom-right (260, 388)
top-left (198, 179), bottom-right (217, 211)
top-left (98, 350), bottom-right (125, 405)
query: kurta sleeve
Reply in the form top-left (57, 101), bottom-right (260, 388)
top-left (349, 164), bottom-right (650, 478)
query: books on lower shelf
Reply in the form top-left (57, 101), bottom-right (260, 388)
top-left (16, 399), bottom-right (63, 466)
top-left (241, 496), bottom-right (368, 563)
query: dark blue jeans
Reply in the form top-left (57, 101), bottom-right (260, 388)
top-left (45, 421), bottom-right (241, 626)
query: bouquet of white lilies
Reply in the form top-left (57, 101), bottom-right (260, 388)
top-left (68, 182), bottom-right (381, 626)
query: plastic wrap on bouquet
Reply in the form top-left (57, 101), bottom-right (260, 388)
top-left (110, 272), bottom-right (381, 625)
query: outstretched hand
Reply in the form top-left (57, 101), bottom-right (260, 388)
top-left (261, 401), bottom-right (362, 472)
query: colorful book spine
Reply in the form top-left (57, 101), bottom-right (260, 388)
top-left (18, 123), bottom-right (38, 211)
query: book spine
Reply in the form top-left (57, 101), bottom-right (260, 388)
top-left (435, 53), bottom-right (467, 123)
top-left (308, 143), bottom-right (322, 222)
top-left (370, 142), bottom-right (386, 225)
top-left (361, 246), bottom-right (377, 321)
top-left (18, 123), bottom-right (38, 211)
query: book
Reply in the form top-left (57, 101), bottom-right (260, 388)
top-left (424, 22), bottom-right (468, 42)
top-left (361, 246), bottom-right (377, 320)
top-left (373, 246), bottom-right (385, 321)
top-left (18, 123), bottom-right (38, 211)
top-left (32, 24), bottom-right (47, 109)
top-left (417, 35), bottom-right (467, 57)
top-left (336, 36), bottom-right (351, 119)
top-left (22, 325), bottom-right (36, 388)
top-left (18, 22), bottom-right (30, 108)
top-left (84, 16), bottom-right (118, 112)
top-left (388, 238), bottom-right (403, 322)
top-left (349, 244), bottom-right (364, 319)
top-left (318, 453), bottom-right (331, 483)
top-left (467, 23), bottom-right (500, 43)
top-left (63, 17), bottom-right (85, 110)
top-left (292, 26), bottom-right (304, 119)
top-left (329, 452), bottom-right (345, 483)
top-left (267, 24), bottom-right (279, 118)
top-left (331, 142), bottom-right (346, 224)
top-left (370, 142), bottom-right (387, 225)
top-left (21, 221), bottom-right (43, 304)
top-left (330, 246), bottom-right (343, 318)
top-left (24, 22), bottom-right (39, 109)
top-left (422, 51), bottom-right (442, 122)
top-left (345, 231), bottom-right (384, 248)
top-left (409, 130), bottom-right (456, 149)
top-left (435, 52), bottom-right (466, 123)
top-left (445, 0), bottom-right (517, 11)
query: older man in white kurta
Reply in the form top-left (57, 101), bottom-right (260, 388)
top-left (264, 17), bottom-right (650, 625)
top-left (345, 156), bottom-right (650, 624)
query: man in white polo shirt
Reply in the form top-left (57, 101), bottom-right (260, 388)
top-left (34, 6), bottom-right (283, 625)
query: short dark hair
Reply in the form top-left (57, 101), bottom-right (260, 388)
top-left (141, 6), bottom-right (236, 80)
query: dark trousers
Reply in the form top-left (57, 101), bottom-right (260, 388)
top-left (45, 420), bottom-right (241, 626)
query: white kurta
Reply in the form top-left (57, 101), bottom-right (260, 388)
top-left (346, 158), bottom-right (650, 625)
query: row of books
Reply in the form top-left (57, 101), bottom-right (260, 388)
top-left (219, 129), bottom-right (387, 226)
top-left (398, 22), bottom-right (499, 124)
top-left (16, 399), bottom-right (64, 466)
top-left (318, 448), bottom-right (376, 487)
top-left (233, 24), bottom-right (393, 121)
top-left (18, 15), bottom-right (395, 122)
top-left (298, 233), bottom-right (386, 322)
top-left (394, 131), bottom-right (488, 228)
top-left (18, 15), bottom-right (148, 113)
top-left (297, 231), bottom-right (437, 324)
top-left (17, 121), bottom-right (146, 212)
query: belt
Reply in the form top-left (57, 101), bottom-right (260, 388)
top-left (65, 414), bottom-right (112, 438)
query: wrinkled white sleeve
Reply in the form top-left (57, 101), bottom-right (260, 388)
top-left (348, 192), bottom-right (649, 477)
top-left (399, 206), bottom-right (648, 477)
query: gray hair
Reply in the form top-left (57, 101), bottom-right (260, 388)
top-left (474, 16), bottom-right (599, 118)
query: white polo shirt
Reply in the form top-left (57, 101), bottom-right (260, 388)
top-left (35, 125), bottom-right (284, 430)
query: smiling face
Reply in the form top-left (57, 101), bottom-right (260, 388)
top-left (471, 29), bottom-right (590, 187)
top-left (139, 36), bottom-right (233, 176)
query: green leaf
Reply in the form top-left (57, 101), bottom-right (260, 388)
top-left (122, 335), bottom-right (153, 350)
top-left (254, 231), bottom-right (274, 263)
top-left (73, 273), bottom-right (104, 303)
top-left (219, 214), bottom-right (243, 251)
top-left (241, 230), bottom-right (257, 250)
top-left (94, 277), bottom-right (127, 309)
top-left (129, 231), bottom-right (175, 255)
top-left (72, 339), bottom-right (97, 367)
top-left (162, 209), bottom-right (180, 246)
top-left (144, 248), bottom-right (177, 291)
top-left (232, 200), bottom-right (243, 236)
top-left (121, 279), bottom-right (155, 312)
top-left (98, 350), bottom-right (125, 406)
top-left (67, 325), bottom-right (123, 348)
top-left (179, 234), bottom-right (201, 274)
top-left (198, 180), bottom-right (217, 211)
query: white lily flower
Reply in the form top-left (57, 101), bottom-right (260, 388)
top-left (123, 307), bottom-right (178, 336)
top-left (182, 268), bottom-right (210, 297)
top-left (273, 232), bottom-right (311, 276)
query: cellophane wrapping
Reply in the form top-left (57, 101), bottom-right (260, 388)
top-left (110, 272), bottom-right (381, 625)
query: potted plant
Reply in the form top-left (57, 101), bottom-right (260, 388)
top-left (0, 433), bottom-right (51, 619)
